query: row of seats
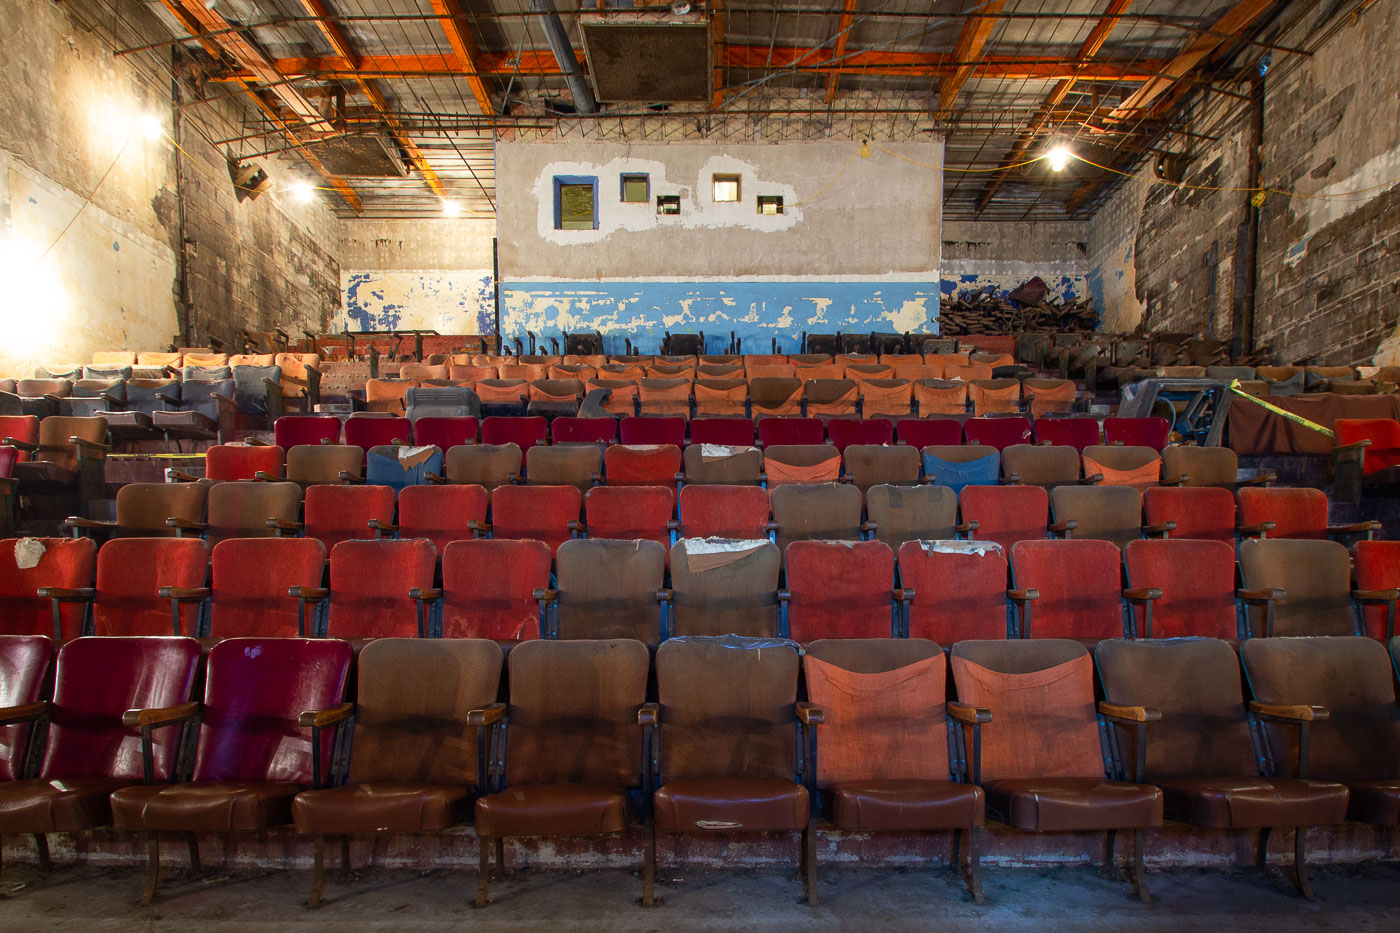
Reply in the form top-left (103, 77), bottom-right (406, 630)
top-left (7, 533), bottom-right (1399, 643)
top-left (3, 632), bottom-right (1396, 906)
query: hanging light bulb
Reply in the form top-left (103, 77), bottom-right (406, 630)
top-left (288, 180), bottom-right (316, 203)
top-left (860, 139), bottom-right (871, 158)
top-left (137, 114), bottom-right (164, 140)
top-left (441, 200), bottom-right (462, 217)
top-left (1046, 145), bottom-right (1073, 172)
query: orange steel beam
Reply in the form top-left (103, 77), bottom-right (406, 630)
top-left (824, 0), bottom-right (860, 105)
top-left (428, 0), bottom-right (496, 116)
top-left (935, 0), bottom-right (1006, 120)
top-left (239, 49), bottom-right (1168, 81)
top-left (711, 0), bottom-right (726, 109)
top-left (974, 0), bottom-right (1134, 213)
top-left (164, 0), bottom-right (360, 211)
top-left (294, 0), bottom-right (447, 197)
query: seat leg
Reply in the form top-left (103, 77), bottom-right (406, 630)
top-left (950, 829), bottom-right (962, 877)
top-left (642, 824), bottom-right (657, 907)
top-left (309, 836), bottom-right (327, 909)
top-left (1101, 828), bottom-right (1117, 879)
top-left (1256, 826), bottom-right (1272, 870)
top-left (140, 833), bottom-right (161, 907)
top-left (33, 833), bottom-right (50, 872)
top-left (967, 827), bottom-right (985, 905)
top-left (340, 835), bottom-right (352, 876)
top-left (494, 837), bottom-right (506, 876)
top-left (801, 825), bottom-right (820, 906)
top-left (1133, 828), bottom-right (1150, 904)
top-left (1294, 827), bottom-right (1315, 901)
top-left (185, 832), bottom-right (201, 874)
top-left (474, 836), bottom-right (491, 908)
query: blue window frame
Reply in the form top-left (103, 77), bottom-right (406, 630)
top-left (621, 173), bottom-right (650, 203)
top-left (554, 175), bottom-right (599, 230)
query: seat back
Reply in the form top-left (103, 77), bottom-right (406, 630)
top-left (584, 486), bottom-right (675, 550)
top-left (968, 379), bottom-right (1022, 416)
top-left (1082, 445), bottom-right (1162, 489)
top-left (1033, 417), bottom-right (1101, 451)
top-left (1335, 419), bottom-right (1400, 475)
top-left (863, 484), bottom-right (956, 550)
top-left (489, 484), bottom-right (583, 556)
top-left (191, 638), bottom-right (352, 783)
top-left (1001, 444), bottom-right (1081, 488)
top-left (669, 539), bottom-right (779, 638)
top-left (554, 538), bottom-right (666, 645)
top-left (963, 416), bottom-right (1032, 450)
top-left (112, 482), bottom-right (207, 536)
top-left (690, 417), bottom-right (755, 446)
top-left (551, 416), bottom-right (617, 445)
top-left (804, 379), bottom-right (859, 417)
top-left (1123, 539), bottom-right (1237, 638)
top-left (682, 444), bottom-right (763, 485)
top-left (1237, 538), bottom-right (1354, 636)
top-left (856, 379), bottom-right (913, 418)
top-left (1141, 486), bottom-right (1236, 542)
top-left (958, 484), bottom-right (1049, 553)
top-left (921, 445), bottom-right (999, 495)
top-left (441, 538), bottom-right (551, 640)
top-left (92, 538), bottom-right (210, 636)
top-left (898, 541), bottom-right (1008, 641)
top-left (749, 378), bottom-right (803, 416)
top-left (36, 416), bottom-right (107, 471)
top-left (326, 539), bottom-right (437, 638)
top-left (803, 639), bottom-right (948, 786)
top-left (231, 365), bottom-right (281, 416)
top-left (413, 416), bottom-right (479, 449)
top-left (1237, 487), bottom-right (1330, 539)
top-left (1049, 484), bottom-right (1143, 548)
top-left (526, 444), bottom-right (601, 492)
top-left (504, 639), bottom-right (650, 785)
top-left (770, 482), bottom-right (862, 552)
top-left (784, 539), bottom-right (895, 640)
top-left (636, 379), bottom-right (692, 417)
top-left (896, 418), bottom-right (962, 449)
top-left (0, 635), bottom-right (54, 780)
top-left (286, 444), bottom-right (364, 485)
top-left (757, 417), bottom-right (823, 447)
top-left (481, 416), bottom-right (547, 453)
top-left (274, 415), bottom-right (341, 447)
top-left (1009, 539), bottom-right (1125, 640)
top-left (397, 484), bottom-right (488, 552)
top-left (1160, 446), bottom-right (1237, 487)
top-left (206, 480), bottom-right (302, 546)
top-left (444, 443), bottom-right (521, 491)
top-left (1105, 417), bottom-right (1170, 451)
top-left (619, 416), bottom-right (685, 446)
top-left (826, 418), bottom-right (893, 453)
top-left (348, 638), bottom-right (503, 783)
top-left (209, 538), bottom-right (327, 637)
top-left (604, 444), bottom-right (681, 486)
top-left (364, 379), bottom-right (415, 413)
top-left (0, 415), bottom-right (40, 462)
top-left (678, 484), bottom-right (771, 539)
top-left (303, 484), bottom-right (396, 550)
top-left (1096, 638), bottom-right (1256, 780)
top-left (1354, 540), bottom-right (1400, 639)
top-left (762, 444), bottom-right (841, 487)
top-left (912, 379), bottom-right (968, 416)
top-left (1242, 636), bottom-right (1400, 780)
top-left (950, 639), bottom-right (1101, 781)
top-left (843, 444), bottom-right (920, 492)
top-left (655, 637), bottom-right (799, 782)
top-left (205, 444), bottom-right (284, 482)
top-left (692, 378), bottom-right (748, 417)
top-left (344, 415), bottom-right (410, 449)
top-left (41, 637), bottom-right (200, 781)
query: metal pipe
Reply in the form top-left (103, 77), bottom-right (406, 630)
top-left (530, 0), bottom-right (597, 114)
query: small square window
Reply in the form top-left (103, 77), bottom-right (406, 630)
top-left (757, 195), bottom-right (784, 215)
top-left (621, 174), bottom-right (649, 202)
top-left (656, 194), bottom-right (681, 215)
top-left (712, 174), bottom-right (741, 202)
top-left (553, 175), bottom-right (597, 230)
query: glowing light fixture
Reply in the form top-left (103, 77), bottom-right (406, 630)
top-left (137, 114), bottom-right (164, 140)
top-left (1046, 145), bottom-right (1073, 172)
top-left (288, 181), bottom-right (316, 203)
top-left (441, 200), bottom-right (462, 217)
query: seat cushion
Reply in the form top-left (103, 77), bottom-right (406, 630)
top-left (653, 777), bottom-right (808, 833)
top-left (474, 784), bottom-right (629, 837)
top-left (11, 462), bottom-right (78, 485)
top-left (984, 778), bottom-right (1164, 831)
top-left (0, 777), bottom-right (133, 833)
top-left (111, 781), bottom-right (304, 832)
top-left (152, 411), bottom-right (217, 431)
top-left (829, 779), bottom-right (985, 831)
top-left (103, 412), bottom-right (155, 430)
top-left (292, 782), bottom-right (470, 834)
top-left (1346, 779), bottom-right (1400, 824)
top-left (1161, 777), bottom-right (1350, 828)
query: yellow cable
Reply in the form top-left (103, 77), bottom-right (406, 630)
top-left (790, 149), bottom-right (859, 207)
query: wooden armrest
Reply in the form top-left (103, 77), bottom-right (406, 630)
top-left (367, 519), bottom-right (398, 535)
top-left (1081, 473), bottom-right (1104, 485)
top-left (68, 436), bottom-right (110, 454)
top-left (1005, 472), bottom-right (1021, 485)
top-left (1237, 587), bottom-right (1284, 603)
top-left (1353, 588), bottom-right (1400, 603)
top-left (267, 517), bottom-right (303, 532)
top-left (288, 585), bottom-right (329, 600)
top-left (0, 700), bottom-right (48, 726)
top-left (947, 702), bottom-right (991, 725)
top-left (532, 588), bottom-right (558, 601)
top-left (566, 519), bottom-right (583, 533)
top-left (466, 519), bottom-right (491, 534)
top-left (893, 587), bottom-right (915, 602)
top-left (409, 587), bottom-right (443, 601)
top-left (777, 588), bottom-right (792, 602)
top-left (165, 517), bottom-right (207, 531)
top-left (64, 516), bottom-right (116, 530)
top-left (795, 702), bottom-right (824, 725)
top-left (123, 700), bottom-right (200, 728)
top-left (425, 472), bottom-right (447, 484)
top-left (1248, 701), bottom-right (1329, 722)
top-left (336, 471), bottom-right (364, 484)
top-left (956, 520), bottom-right (979, 534)
top-left (467, 703), bottom-right (507, 727)
top-left (158, 586), bottom-right (210, 600)
top-left (1236, 521), bottom-right (1276, 536)
top-left (166, 469), bottom-right (201, 482)
top-left (1098, 702), bottom-right (1161, 723)
top-left (2, 437), bottom-right (38, 452)
top-left (1048, 519), bottom-right (1077, 533)
top-left (656, 589), bottom-right (673, 602)
top-left (1142, 521), bottom-right (1175, 537)
top-left (1123, 587), bottom-right (1162, 602)
top-left (1007, 588), bottom-right (1039, 603)
top-left (638, 702), bottom-right (659, 727)
top-left (36, 586), bottom-right (95, 600)
top-left (860, 519), bottom-right (879, 534)
top-left (1241, 471), bottom-right (1278, 487)
top-left (299, 702), bottom-right (354, 729)
top-left (1330, 521), bottom-right (1382, 535)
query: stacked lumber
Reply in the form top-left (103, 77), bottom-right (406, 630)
top-left (940, 286), bottom-right (1097, 336)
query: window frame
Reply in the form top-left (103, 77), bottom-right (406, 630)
top-left (553, 175), bottom-right (599, 230)
top-left (620, 173), bottom-right (650, 203)
top-left (712, 173), bottom-right (742, 203)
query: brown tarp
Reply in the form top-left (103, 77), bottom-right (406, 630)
top-left (1227, 392), bottom-right (1400, 455)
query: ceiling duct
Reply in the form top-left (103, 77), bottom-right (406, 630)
top-left (530, 0), bottom-right (598, 115)
top-left (301, 134), bottom-right (410, 178)
top-left (580, 8), bottom-right (711, 103)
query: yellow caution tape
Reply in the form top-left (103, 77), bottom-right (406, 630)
top-left (105, 453), bottom-right (207, 460)
top-left (1226, 379), bottom-right (1335, 438)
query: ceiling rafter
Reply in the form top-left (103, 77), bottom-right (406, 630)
top-left (823, 0), bottom-right (860, 105)
top-left (427, 0), bottom-right (496, 116)
top-left (935, 0), bottom-right (1007, 121)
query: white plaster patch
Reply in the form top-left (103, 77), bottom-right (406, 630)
top-left (882, 298), bottom-right (931, 332)
top-left (1292, 144), bottom-right (1400, 240)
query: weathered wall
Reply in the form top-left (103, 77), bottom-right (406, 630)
top-left (941, 221), bottom-right (1089, 306)
top-left (1086, 1), bottom-right (1400, 364)
top-left (496, 139), bottom-right (942, 353)
top-left (338, 218), bottom-right (496, 335)
top-left (0, 0), bottom-right (340, 375)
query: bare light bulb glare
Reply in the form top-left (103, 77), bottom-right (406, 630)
top-left (288, 181), bottom-right (316, 203)
top-left (1046, 145), bottom-right (1073, 172)
top-left (137, 114), bottom-right (164, 140)
top-left (441, 200), bottom-right (462, 217)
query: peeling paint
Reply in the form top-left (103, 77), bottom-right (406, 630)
top-left (339, 270), bottom-right (494, 335)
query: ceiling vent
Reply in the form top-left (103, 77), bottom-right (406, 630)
top-left (579, 10), bottom-right (711, 103)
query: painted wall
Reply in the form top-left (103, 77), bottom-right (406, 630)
top-left (941, 220), bottom-right (1089, 307)
top-left (496, 139), bottom-right (942, 353)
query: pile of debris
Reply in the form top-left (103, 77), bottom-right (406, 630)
top-left (940, 277), bottom-right (1097, 336)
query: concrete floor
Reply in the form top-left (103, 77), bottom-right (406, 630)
top-left (1, 861), bottom-right (1399, 932)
